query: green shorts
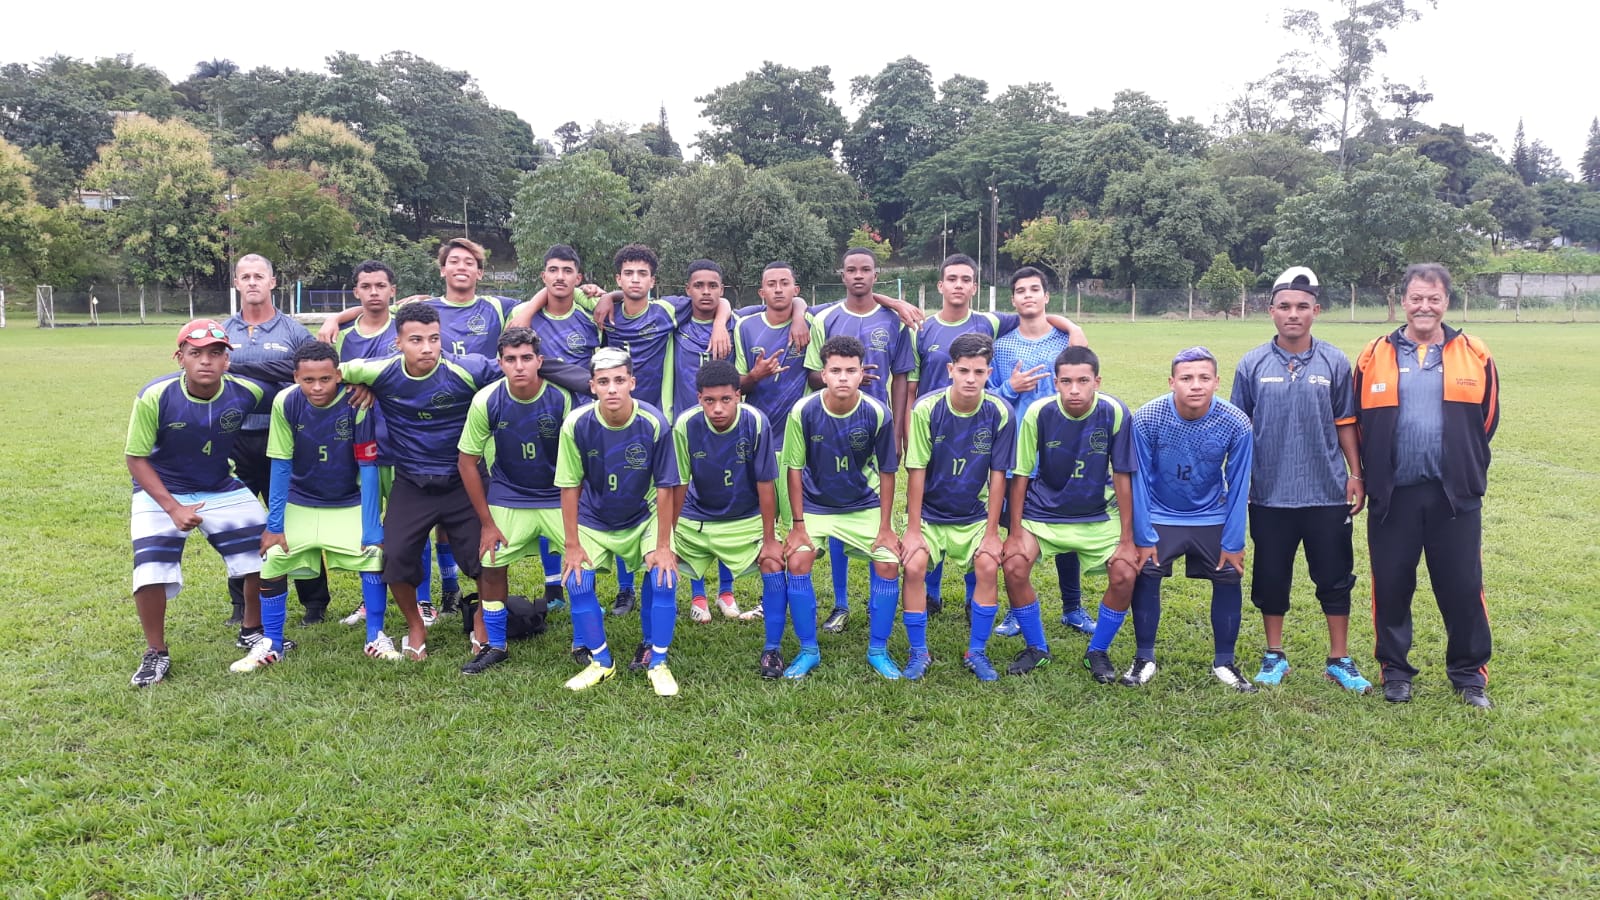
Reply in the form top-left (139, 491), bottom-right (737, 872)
top-left (574, 517), bottom-right (658, 574)
top-left (1021, 516), bottom-right (1122, 573)
top-left (775, 455), bottom-right (793, 527)
top-left (673, 515), bottom-right (764, 580)
top-left (380, 465), bottom-right (395, 500)
top-left (801, 508), bottom-right (898, 564)
top-left (917, 519), bottom-right (989, 573)
top-left (262, 503), bottom-right (382, 580)
top-left (482, 505), bottom-right (565, 568)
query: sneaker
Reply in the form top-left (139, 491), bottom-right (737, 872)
top-left (1007, 646), bottom-right (1052, 676)
top-left (628, 641), bottom-right (652, 673)
top-left (821, 606), bottom-right (849, 633)
top-left (1254, 651), bottom-right (1290, 685)
top-left (995, 610), bottom-right (1021, 637)
top-left (564, 661), bottom-right (615, 691)
top-left (647, 664), bottom-right (680, 697)
top-left (689, 595), bottom-right (713, 623)
top-left (234, 628), bottom-right (260, 649)
top-left (440, 589), bottom-right (461, 616)
top-left (418, 601), bottom-right (438, 628)
top-left (927, 595), bottom-right (944, 618)
top-left (544, 586), bottom-right (567, 615)
top-left (130, 649), bottom-right (170, 687)
top-left (1324, 657), bottom-right (1373, 694)
top-left (230, 639), bottom-right (281, 673)
top-left (461, 646), bottom-right (510, 675)
top-left (570, 645), bottom-right (592, 667)
top-left (364, 632), bottom-right (401, 661)
top-left (903, 649), bottom-right (932, 681)
top-left (738, 603), bottom-right (765, 621)
top-left (610, 588), bottom-right (637, 617)
top-left (783, 648), bottom-right (821, 679)
top-left (339, 605), bottom-right (367, 626)
top-left (1060, 607), bottom-right (1097, 635)
top-left (716, 591), bottom-right (741, 618)
top-left (1212, 662), bottom-right (1260, 693)
top-left (758, 649), bottom-right (785, 679)
top-left (1119, 656), bottom-right (1158, 687)
top-left (1084, 650), bottom-right (1117, 684)
top-left (298, 608), bottom-right (327, 627)
top-left (1456, 685), bottom-right (1493, 709)
top-left (963, 650), bottom-right (999, 682)
top-left (866, 647), bottom-right (902, 680)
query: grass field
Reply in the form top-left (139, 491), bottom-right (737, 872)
top-left (2, 320), bottom-right (1597, 898)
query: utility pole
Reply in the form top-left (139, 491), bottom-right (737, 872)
top-left (989, 186), bottom-right (999, 288)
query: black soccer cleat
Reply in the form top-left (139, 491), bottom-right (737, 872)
top-left (1084, 650), bottom-right (1117, 684)
top-left (461, 646), bottom-right (510, 675)
top-left (1007, 646), bottom-right (1053, 676)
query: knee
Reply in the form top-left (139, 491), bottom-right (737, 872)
top-left (1107, 561), bottom-right (1134, 593)
top-left (905, 555), bottom-right (927, 580)
top-left (760, 557), bottom-right (784, 575)
top-left (975, 555), bottom-right (998, 581)
top-left (788, 553), bottom-right (814, 576)
top-left (874, 561), bottom-right (899, 581)
top-left (1002, 555), bottom-right (1032, 585)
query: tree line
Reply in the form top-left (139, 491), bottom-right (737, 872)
top-left (3, 0), bottom-right (1600, 297)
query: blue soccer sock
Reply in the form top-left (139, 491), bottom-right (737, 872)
top-left (718, 562), bottom-right (735, 596)
top-left (539, 537), bottom-right (561, 586)
top-left (418, 540), bottom-right (433, 605)
top-left (969, 603), bottom-right (998, 654)
top-left (482, 599), bottom-right (508, 650)
top-left (436, 541), bottom-right (460, 595)
top-left (926, 560), bottom-right (944, 602)
top-left (568, 569), bottom-right (611, 667)
top-left (1211, 581), bottom-right (1243, 667)
top-left (828, 536), bottom-right (850, 608)
top-left (867, 571), bottom-right (899, 651)
top-left (1088, 603), bottom-right (1128, 654)
top-left (1131, 574), bottom-right (1163, 659)
top-left (261, 588), bottom-right (288, 653)
top-left (1013, 599), bottom-right (1049, 651)
top-left (964, 570), bottom-right (977, 606)
top-left (638, 569), bottom-right (654, 646)
top-left (761, 572), bottom-right (788, 652)
top-left (615, 555), bottom-right (635, 593)
top-left (1056, 553), bottom-right (1083, 612)
top-left (904, 610), bottom-right (928, 654)
top-left (361, 572), bottom-right (387, 643)
top-left (690, 576), bottom-right (708, 599)
top-left (787, 572), bottom-right (819, 650)
top-left (649, 568), bottom-right (676, 666)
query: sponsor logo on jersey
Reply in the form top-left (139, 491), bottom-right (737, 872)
top-left (1307, 374), bottom-right (1331, 387)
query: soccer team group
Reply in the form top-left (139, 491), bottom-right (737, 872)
top-left (124, 238), bottom-right (1501, 706)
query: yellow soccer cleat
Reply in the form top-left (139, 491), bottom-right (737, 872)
top-left (564, 661), bottom-right (616, 692)
top-left (647, 664), bottom-right (680, 697)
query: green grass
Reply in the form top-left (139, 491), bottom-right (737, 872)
top-left (1, 321), bottom-right (1597, 898)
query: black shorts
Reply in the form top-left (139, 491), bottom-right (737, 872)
top-left (382, 472), bottom-right (484, 586)
top-left (1140, 523), bottom-right (1241, 584)
top-left (1247, 504), bottom-right (1355, 616)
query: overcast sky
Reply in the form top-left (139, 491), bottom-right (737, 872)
top-left (11, 0), bottom-right (1598, 174)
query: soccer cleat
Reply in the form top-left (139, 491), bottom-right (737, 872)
top-left (628, 641), bottom-right (652, 673)
top-left (821, 606), bottom-right (849, 633)
top-left (903, 649), bottom-right (932, 681)
top-left (758, 649), bottom-right (785, 679)
top-left (339, 605), bottom-right (368, 626)
top-left (647, 664), bottom-right (680, 697)
top-left (418, 601), bottom-right (438, 629)
top-left (461, 646), bottom-right (510, 675)
top-left (230, 639), bottom-right (281, 673)
top-left (364, 632), bottom-right (401, 661)
top-left (738, 603), bottom-right (764, 621)
top-left (440, 590), bottom-right (461, 616)
top-left (866, 648), bottom-right (903, 680)
top-left (1084, 650), bottom-right (1118, 684)
top-left (298, 608), bottom-right (326, 627)
top-left (994, 610), bottom-right (1021, 637)
top-left (130, 649), bottom-right (170, 687)
top-left (570, 645), bottom-right (593, 667)
top-left (564, 661), bottom-right (616, 692)
top-left (717, 591), bottom-right (741, 618)
top-left (609, 588), bottom-right (637, 617)
top-left (1212, 663), bottom-right (1260, 693)
top-left (689, 595), bottom-right (713, 623)
top-left (927, 596), bottom-right (944, 618)
top-left (1456, 685), bottom-right (1493, 709)
top-left (963, 650), bottom-right (999, 682)
top-left (1119, 656), bottom-right (1158, 687)
top-left (1007, 646), bottom-right (1053, 676)
top-left (783, 648), bottom-right (822, 679)
top-left (544, 591), bottom-right (567, 615)
top-left (1324, 657), bottom-right (1373, 694)
top-left (1254, 651), bottom-right (1291, 685)
top-left (1060, 608), bottom-right (1097, 636)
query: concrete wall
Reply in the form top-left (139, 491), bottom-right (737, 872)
top-left (1483, 273), bottom-right (1600, 299)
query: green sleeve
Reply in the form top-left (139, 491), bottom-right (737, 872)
top-left (1011, 401), bottom-right (1039, 477)
top-left (124, 386), bottom-right (164, 457)
top-left (266, 391), bottom-right (295, 460)
top-left (802, 318), bottom-right (826, 371)
top-left (575, 292), bottom-right (599, 313)
top-left (673, 415), bottom-right (692, 484)
top-left (905, 399), bottom-right (933, 470)
top-left (554, 410), bottom-right (585, 488)
top-left (733, 326), bottom-right (750, 375)
top-left (457, 386), bottom-right (493, 458)
top-left (339, 358), bottom-right (382, 385)
top-left (781, 402), bottom-right (807, 470)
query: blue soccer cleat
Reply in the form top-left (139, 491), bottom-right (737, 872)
top-left (783, 648), bottom-right (821, 679)
top-left (1254, 651), bottom-right (1290, 685)
top-left (866, 648), bottom-right (903, 680)
top-left (1324, 656), bottom-right (1374, 694)
top-left (903, 649), bottom-right (932, 681)
top-left (1060, 607), bottom-right (1097, 636)
top-left (964, 650), bottom-right (1000, 682)
top-left (995, 610), bottom-right (1021, 637)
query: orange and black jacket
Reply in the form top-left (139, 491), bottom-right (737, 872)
top-left (1353, 324), bottom-right (1499, 522)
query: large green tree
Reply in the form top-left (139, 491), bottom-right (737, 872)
top-left (229, 167), bottom-right (359, 286)
top-left (767, 158), bottom-right (871, 253)
top-left (999, 214), bottom-right (1113, 287)
top-left (1581, 118), bottom-right (1600, 187)
top-left (1094, 159), bottom-right (1239, 286)
top-left (694, 63), bottom-right (847, 167)
top-left (1209, 131), bottom-right (1331, 269)
top-left (272, 114), bottom-right (392, 234)
top-left (1469, 171), bottom-right (1540, 247)
top-left (898, 122), bottom-right (1068, 258)
top-left (510, 150), bottom-right (636, 285)
top-left (843, 57), bottom-right (940, 243)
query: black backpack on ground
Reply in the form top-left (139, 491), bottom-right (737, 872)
top-left (458, 592), bottom-right (548, 639)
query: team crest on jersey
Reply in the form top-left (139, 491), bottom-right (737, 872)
top-left (466, 313), bottom-right (488, 336)
top-left (219, 408), bottom-right (244, 433)
top-left (431, 391), bottom-right (455, 409)
top-left (334, 415), bottom-right (353, 441)
top-left (1089, 428), bottom-right (1109, 454)
top-left (537, 413), bottom-right (560, 439)
top-left (566, 332), bottom-right (587, 353)
top-left (971, 428), bottom-right (994, 454)
top-left (735, 438), bottom-right (752, 463)
top-left (848, 427), bottom-right (872, 451)
top-left (867, 327), bottom-right (891, 352)
top-left (624, 442), bottom-right (648, 469)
